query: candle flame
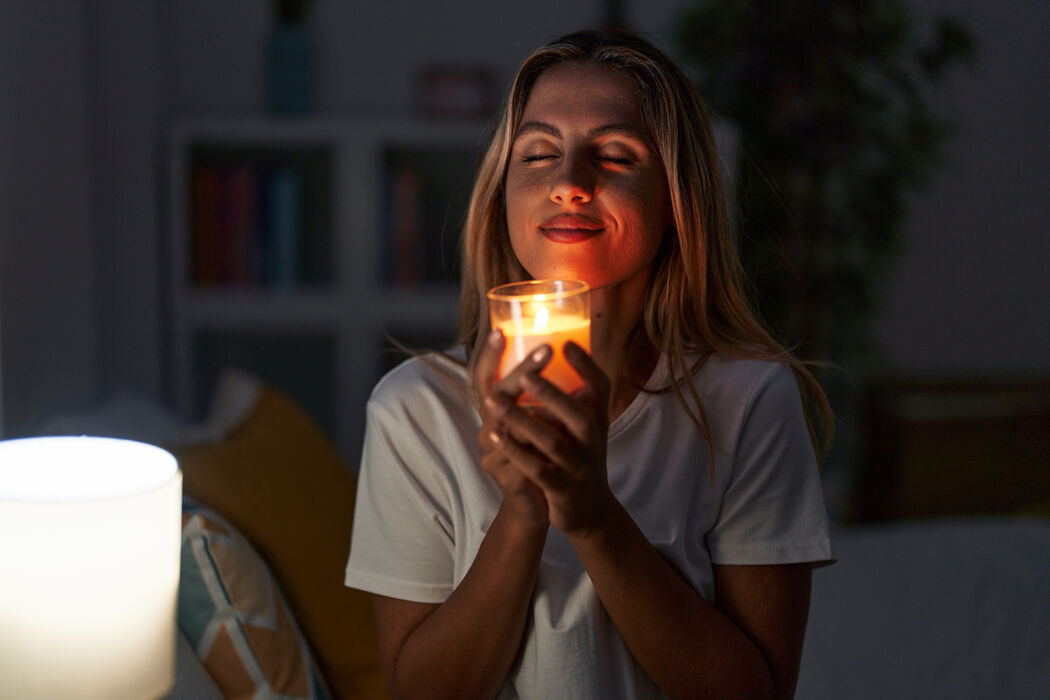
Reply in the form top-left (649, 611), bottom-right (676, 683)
top-left (533, 305), bottom-right (549, 332)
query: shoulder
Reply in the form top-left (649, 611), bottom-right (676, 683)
top-left (370, 349), bottom-right (467, 399)
top-left (633, 354), bottom-right (800, 450)
top-left (367, 348), bottom-right (473, 425)
top-left (689, 353), bottom-right (798, 409)
top-left (680, 354), bottom-right (805, 442)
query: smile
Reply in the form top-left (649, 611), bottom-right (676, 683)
top-left (539, 215), bottom-right (604, 243)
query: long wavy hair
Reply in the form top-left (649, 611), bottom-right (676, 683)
top-left (455, 29), bottom-right (833, 460)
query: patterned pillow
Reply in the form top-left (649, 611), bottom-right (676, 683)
top-left (179, 500), bottom-right (329, 700)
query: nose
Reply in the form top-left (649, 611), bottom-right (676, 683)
top-left (549, 154), bottom-right (593, 204)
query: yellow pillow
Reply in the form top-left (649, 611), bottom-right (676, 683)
top-left (173, 386), bottom-right (387, 700)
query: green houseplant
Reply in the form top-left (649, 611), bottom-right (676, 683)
top-left (675, 0), bottom-right (975, 465)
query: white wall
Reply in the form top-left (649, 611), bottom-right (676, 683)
top-left (87, 1), bottom-right (165, 404)
top-left (166, 0), bottom-right (607, 116)
top-left (0, 1), bottom-right (97, 437)
top-left (876, 0), bottom-right (1050, 374)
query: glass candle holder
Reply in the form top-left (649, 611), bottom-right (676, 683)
top-left (488, 279), bottom-right (591, 403)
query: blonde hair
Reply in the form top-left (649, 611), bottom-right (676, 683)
top-left (456, 30), bottom-right (833, 460)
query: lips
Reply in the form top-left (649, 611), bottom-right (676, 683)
top-left (539, 215), bottom-right (604, 243)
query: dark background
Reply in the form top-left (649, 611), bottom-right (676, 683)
top-left (1, 1), bottom-right (1047, 476)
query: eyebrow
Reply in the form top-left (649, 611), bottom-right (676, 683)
top-left (513, 120), bottom-right (648, 143)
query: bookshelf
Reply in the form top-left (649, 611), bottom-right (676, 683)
top-left (168, 119), bottom-right (489, 465)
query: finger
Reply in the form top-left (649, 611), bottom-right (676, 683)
top-left (564, 341), bottom-right (610, 407)
top-left (474, 328), bottom-right (505, 399)
top-left (480, 446), bottom-right (550, 524)
top-left (492, 402), bottom-right (582, 480)
top-left (482, 430), bottom-right (536, 481)
top-left (479, 345), bottom-right (555, 450)
top-left (475, 329), bottom-right (519, 440)
top-left (488, 427), bottom-right (557, 488)
top-left (477, 407), bottom-right (507, 452)
top-left (493, 343), bottom-right (553, 397)
top-left (479, 340), bottom-right (552, 416)
top-left (518, 371), bottom-right (592, 441)
top-left (482, 389), bottom-right (513, 420)
top-left (480, 443), bottom-right (519, 485)
top-left (480, 387), bottom-right (542, 453)
top-left (482, 447), bottom-right (538, 500)
top-left (480, 411), bottom-right (537, 459)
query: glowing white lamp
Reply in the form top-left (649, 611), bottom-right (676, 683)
top-left (0, 436), bottom-right (182, 700)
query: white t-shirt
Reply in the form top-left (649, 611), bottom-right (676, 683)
top-left (345, 350), bottom-right (833, 699)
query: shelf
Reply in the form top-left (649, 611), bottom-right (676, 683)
top-left (179, 291), bottom-right (343, 328)
top-left (168, 118), bottom-right (489, 465)
top-left (185, 140), bottom-right (332, 289)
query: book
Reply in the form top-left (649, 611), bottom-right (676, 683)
top-left (190, 165), bottom-right (222, 286)
top-left (390, 167), bottom-right (422, 286)
top-left (223, 165), bottom-right (260, 286)
top-left (264, 167), bottom-right (301, 288)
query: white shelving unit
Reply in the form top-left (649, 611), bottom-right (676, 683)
top-left (168, 118), bottom-right (489, 465)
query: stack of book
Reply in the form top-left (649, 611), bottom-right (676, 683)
top-left (190, 162), bottom-right (306, 288)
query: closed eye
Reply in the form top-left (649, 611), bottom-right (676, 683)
top-left (521, 154), bottom-right (557, 163)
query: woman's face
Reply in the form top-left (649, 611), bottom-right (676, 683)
top-left (504, 62), bottom-right (671, 294)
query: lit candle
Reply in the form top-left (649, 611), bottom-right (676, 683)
top-left (488, 280), bottom-right (591, 403)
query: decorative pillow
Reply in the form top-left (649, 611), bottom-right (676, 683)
top-left (171, 375), bottom-right (387, 700)
top-left (180, 500), bottom-right (329, 700)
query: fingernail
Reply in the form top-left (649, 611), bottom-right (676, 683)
top-left (489, 430), bottom-right (503, 445)
top-left (531, 345), bottom-right (551, 363)
top-left (488, 329), bottom-right (503, 347)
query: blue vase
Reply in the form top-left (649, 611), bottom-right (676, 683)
top-left (265, 24), bottom-right (315, 115)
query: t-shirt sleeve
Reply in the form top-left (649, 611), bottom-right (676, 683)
top-left (706, 363), bottom-right (834, 565)
top-left (344, 392), bottom-right (458, 604)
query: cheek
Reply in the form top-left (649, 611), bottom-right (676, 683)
top-left (620, 183), bottom-right (669, 242)
top-left (641, 179), bottom-right (672, 242)
top-left (503, 185), bottom-right (532, 270)
top-left (615, 184), bottom-right (670, 272)
top-left (504, 172), bottom-right (537, 234)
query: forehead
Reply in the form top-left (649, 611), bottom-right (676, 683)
top-left (520, 62), bottom-right (644, 132)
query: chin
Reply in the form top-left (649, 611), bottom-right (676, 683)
top-left (524, 261), bottom-right (599, 285)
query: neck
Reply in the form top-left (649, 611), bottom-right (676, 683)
top-left (588, 275), bottom-right (658, 421)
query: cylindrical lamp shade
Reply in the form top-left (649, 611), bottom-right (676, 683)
top-left (0, 436), bottom-right (182, 700)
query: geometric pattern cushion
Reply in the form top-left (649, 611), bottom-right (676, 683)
top-left (179, 500), bottom-right (330, 700)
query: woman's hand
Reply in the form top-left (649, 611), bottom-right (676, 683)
top-left (475, 329), bottom-right (550, 529)
top-left (483, 339), bottom-right (615, 536)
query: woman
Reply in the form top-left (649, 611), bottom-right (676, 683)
top-left (345, 30), bottom-right (834, 699)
